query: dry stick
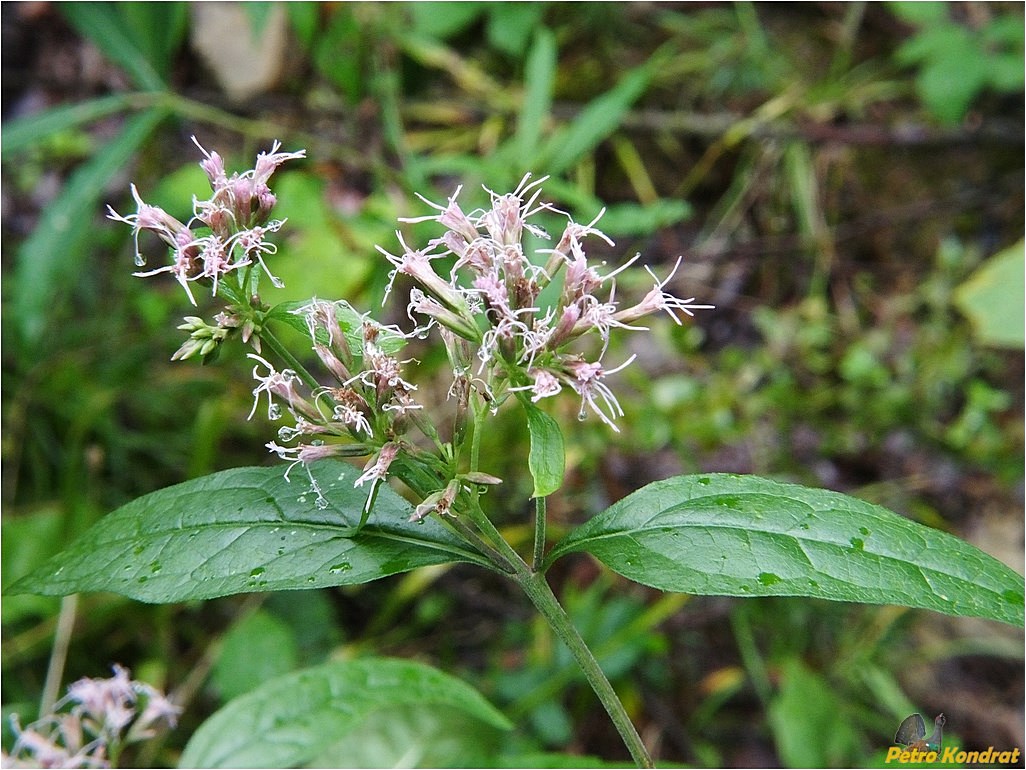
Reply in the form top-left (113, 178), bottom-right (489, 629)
top-left (39, 594), bottom-right (78, 714)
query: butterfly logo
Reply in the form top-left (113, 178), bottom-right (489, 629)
top-left (894, 713), bottom-right (946, 752)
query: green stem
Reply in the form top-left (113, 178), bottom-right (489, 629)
top-left (469, 394), bottom-right (486, 474)
top-left (259, 328), bottom-right (321, 394)
top-left (463, 391), bottom-right (650, 765)
top-left (515, 569), bottom-right (654, 768)
top-left (533, 496), bottom-right (547, 572)
top-left (464, 506), bottom-right (654, 766)
top-left (446, 516), bottom-right (516, 575)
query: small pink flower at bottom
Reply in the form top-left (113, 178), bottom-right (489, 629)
top-left (248, 354), bottom-right (303, 421)
top-left (511, 368), bottom-right (563, 403)
top-left (562, 356), bottom-right (637, 432)
top-left (613, 256), bottom-right (716, 326)
top-left (355, 442), bottom-right (400, 488)
top-left (265, 441), bottom-right (347, 509)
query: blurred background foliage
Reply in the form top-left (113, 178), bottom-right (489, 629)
top-left (2, 2), bottom-right (1022, 766)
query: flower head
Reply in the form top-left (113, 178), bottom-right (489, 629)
top-left (561, 356), bottom-right (636, 432)
top-left (110, 139), bottom-right (304, 304)
top-left (389, 177), bottom-right (711, 432)
top-left (355, 441), bottom-right (400, 488)
top-left (613, 256), bottom-right (716, 326)
top-left (123, 143), bottom-right (713, 525)
top-left (4, 665), bottom-right (178, 769)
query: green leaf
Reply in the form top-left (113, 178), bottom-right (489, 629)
top-left (522, 400), bottom-right (565, 498)
top-left (767, 659), bottom-right (861, 767)
top-left (179, 657), bottom-right (512, 768)
top-left (60, 3), bottom-right (184, 90)
top-left (916, 52), bottom-right (989, 124)
top-left (9, 459), bottom-right (491, 603)
top-left (1, 509), bottom-right (64, 624)
top-left (547, 474), bottom-right (1024, 627)
top-left (286, 2), bottom-right (319, 48)
top-left (0, 94), bottom-right (137, 159)
top-left (887, 1), bottom-right (949, 27)
top-left (893, 23), bottom-right (991, 123)
top-left (13, 109), bottom-right (167, 349)
top-left (536, 64), bottom-right (651, 175)
top-left (264, 172), bottom-right (378, 304)
top-left (954, 240), bottom-right (1025, 349)
top-left (313, 10), bottom-right (364, 103)
top-left (211, 610), bottom-right (299, 701)
top-left (409, 2), bottom-right (486, 39)
top-left (119, 2), bottom-right (189, 78)
top-left (594, 200), bottom-right (692, 237)
top-left (485, 3), bottom-right (543, 57)
top-left (515, 27), bottom-right (557, 166)
top-left (495, 753), bottom-right (639, 768)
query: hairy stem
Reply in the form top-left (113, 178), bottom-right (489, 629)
top-left (514, 568), bottom-right (654, 768)
top-left (259, 327), bottom-right (321, 394)
top-left (533, 495), bottom-right (547, 571)
top-left (463, 387), bottom-right (652, 765)
top-left (467, 511), bottom-right (654, 766)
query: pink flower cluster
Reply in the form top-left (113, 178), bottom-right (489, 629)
top-left (380, 174), bottom-right (713, 430)
top-left (258, 175), bottom-right (710, 516)
top-left (107, 137), bottom-right (305, 305)
top-left (112, 141), bottom-right (711, 519)
top-left (256, 299), bottom-right (430, 510)
top-left (4, 665), bottom-right (179, 768)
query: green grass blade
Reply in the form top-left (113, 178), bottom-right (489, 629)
top-left (515, 27), bottom-right (556, 166)
top-left (12, 109), bottom-right (167, 350)
top-left (536, 64), bottom-right (651, 175)
top-left (58, 2), bottom-right (170, 90)
top-left (1, 94), bottom-right (139, 159)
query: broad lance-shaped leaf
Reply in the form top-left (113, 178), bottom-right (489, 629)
top-left (522, 398), bottom-right (565, 498)
top-left (179, 658), bottom-right (512, 768)
top-left (547, 474), bottom-right (1024, 627)
top-left (8, 459), bottom-right (491, 603)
